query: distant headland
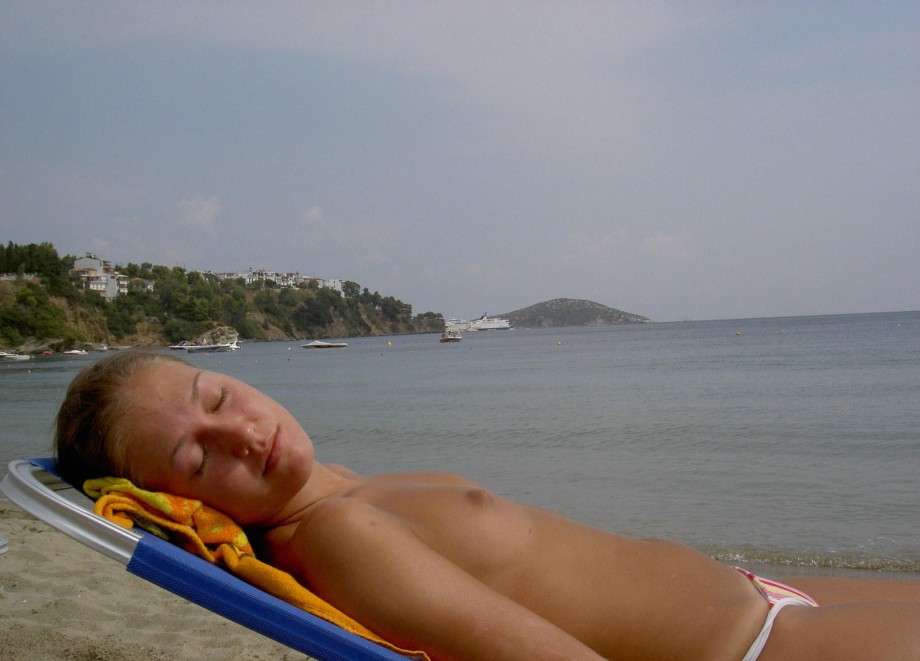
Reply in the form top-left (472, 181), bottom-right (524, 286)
top-left (498, 298), bottom-right (649, 328)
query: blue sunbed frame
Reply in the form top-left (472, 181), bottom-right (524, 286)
top-left (1, 458), bottom-right (410, 661)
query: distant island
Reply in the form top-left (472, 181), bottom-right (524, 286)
top-left (498, 298), bottom-right (649, 328)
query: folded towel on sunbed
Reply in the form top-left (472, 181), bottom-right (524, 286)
top-left (84, 477), bottom-right (429, 660)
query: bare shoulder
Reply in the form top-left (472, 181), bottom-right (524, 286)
top-left (282, 495), bottom-right (406, 572)
top-left (324, 463), bottom-right (361, 479)
top-left (370, 470), bottom-right (483, 487)
top-left (295, 494), bottom-right (391, 541)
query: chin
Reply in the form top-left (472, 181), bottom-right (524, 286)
top-left (284, 447), bottom-right (313, 490)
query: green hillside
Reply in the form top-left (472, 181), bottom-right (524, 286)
top-left (0, 241), bottom-right (443, 352)
top-left (500, 298), bottom-right (649, 328)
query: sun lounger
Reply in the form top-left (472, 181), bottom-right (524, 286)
top-left (1, 458), bottom-right (413, 661)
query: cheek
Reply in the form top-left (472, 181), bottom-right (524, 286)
top-left (172, 450), bottom-right (201, 478)
top-left (201, 459), bottom-right (251, 495)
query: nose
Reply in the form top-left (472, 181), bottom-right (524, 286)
top-left (202, 416), bottom-right (256, 458)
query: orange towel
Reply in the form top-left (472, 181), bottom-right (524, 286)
top-left (84, 477), bottom-right (429, 660)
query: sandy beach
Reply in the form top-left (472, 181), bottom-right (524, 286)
top-left (0, 502), bottom-right (310, 660)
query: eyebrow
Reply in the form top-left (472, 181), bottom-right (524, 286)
top-left (191, 369), bottom-right (204, 403)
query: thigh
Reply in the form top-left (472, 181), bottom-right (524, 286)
top-left (781, 576), bottom-right (920, 605)
top-left (761, 601), bottom-right (920, 660)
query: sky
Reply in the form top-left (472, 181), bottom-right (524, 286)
top-left (2, 2), bottom-right (919, 322)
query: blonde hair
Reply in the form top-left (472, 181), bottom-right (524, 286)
top-left (54, 348), bottom-right (188, 488)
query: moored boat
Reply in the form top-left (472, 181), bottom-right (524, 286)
top-left (187, 340), bottom-right (240, 353)
top-left (0, 351), bottom-right (31, 361)
top-left (302, 340), bottom-right (348, 349)
top-left (440, 328), bottom-right (463, 343)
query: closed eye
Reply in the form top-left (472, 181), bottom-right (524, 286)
top-left (214, 386), bottom-right (229, 412)
top-left (195, 445), bottom-right (209, 476)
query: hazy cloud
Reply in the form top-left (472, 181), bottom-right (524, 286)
top-left (643, 233), bottom-right (694, 261)
top-left (177, 196), bottom-right (221, 234)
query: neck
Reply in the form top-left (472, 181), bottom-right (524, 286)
top-left (256, 460), bottom-right (361, 533)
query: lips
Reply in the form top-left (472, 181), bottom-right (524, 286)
top-left (263, 427), bottom-right (281, 475)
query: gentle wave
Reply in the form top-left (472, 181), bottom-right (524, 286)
top-left (710, 547), bottom-right (920, 574)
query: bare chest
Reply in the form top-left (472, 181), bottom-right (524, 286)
top-left (352, 479), bottom-right (538, 579)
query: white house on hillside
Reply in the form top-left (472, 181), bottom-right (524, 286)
top-left (204, 268), bottom-right (344, 295)
top-left (71, 253), bottom-right (128, 300)
top-left (68, 255), bottom-right (343, 301)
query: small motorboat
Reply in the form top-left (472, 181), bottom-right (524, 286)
top-left (186, 340), bottom-right (241, 353)
top-left (168, 340), bottom-right (199, 350)
top-left (0, 351), bottom-right (31, 361)
top-left (439, 328), bottom-right (463, 343)
top-left (301, 340), bottom-right (348, 349)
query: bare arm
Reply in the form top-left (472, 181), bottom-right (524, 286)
top-left (289, 498), bottom-right (604, 661)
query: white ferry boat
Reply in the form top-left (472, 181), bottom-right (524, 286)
top-left (468, 314), bottom-right (511, 331)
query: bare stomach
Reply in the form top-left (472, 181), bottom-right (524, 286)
top-left (377, 485), bottom-right (769, 659)
top-left (503, 523), bottom-right (769, 659)
top-left (318, 475), bottom-right (769, 659)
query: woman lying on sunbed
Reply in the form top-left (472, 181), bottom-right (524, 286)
top-left (55, 349), bottom-right (920, 660)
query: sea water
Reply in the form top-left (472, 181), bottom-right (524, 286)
top-left (2, 311), bottom-right (918, 574)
